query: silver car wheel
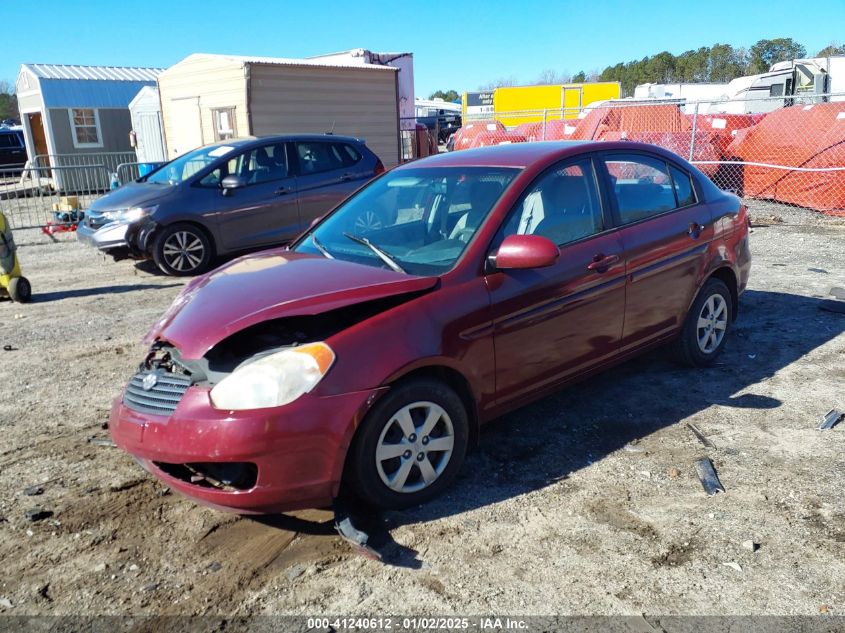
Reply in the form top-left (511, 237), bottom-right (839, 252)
top-left (162, 230), bottom-right (205, 272)
top-left (696, 293), bottom-right (728, 354)
top-left (375, 401), bottom-right (455, 494)
top-left (353, 210), bottom-right (383, 234)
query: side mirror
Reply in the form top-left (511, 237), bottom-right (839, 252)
top-left (493, 234), bottom-right (560, 270)
top-left (221, 175), bottom-right (247, 195)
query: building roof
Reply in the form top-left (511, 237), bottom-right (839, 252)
top-left (169, 53), bottom-right (397, 73)
top-left (23, 63), bottom-right (163, 82)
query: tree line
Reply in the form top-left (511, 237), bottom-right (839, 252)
top-left (460, 39), bottom-right (845, 96)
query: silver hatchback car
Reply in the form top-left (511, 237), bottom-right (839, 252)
top-left (78, 134), bottom-right (384, 275)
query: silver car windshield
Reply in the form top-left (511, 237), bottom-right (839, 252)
top-left (293, 166), bottom-right (519, 275)
top-left (146, 144), bottom-right (238, 185)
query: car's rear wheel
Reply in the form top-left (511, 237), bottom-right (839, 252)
top-left (152, 223), bottom-right (213, 276)
top-left (347, 379), bottom-right (469, 509)
top-left (673, 277), bottom-right (732, 367)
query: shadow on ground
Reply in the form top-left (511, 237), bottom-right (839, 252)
top-left (32, 283), bottom-right (182, 302)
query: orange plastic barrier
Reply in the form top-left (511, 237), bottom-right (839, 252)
top-left (452, 120), bottom-right (507, 150)
top-left (724, 103), bottom-right (845, 211)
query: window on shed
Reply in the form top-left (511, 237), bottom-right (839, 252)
top-left (70, 108), bottom-right (101, 147)
top-left (212, 108), bottom-right (237, 141)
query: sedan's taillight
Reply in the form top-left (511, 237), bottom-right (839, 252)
top-left (374, 159), bottom-right (385, 175)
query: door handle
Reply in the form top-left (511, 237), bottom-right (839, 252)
top-left (274, 186), bottom-right (289, 196)
top-left (587, 253), bottom-right (619, 272)
top-left (688, 222), bottom-right (704, 238)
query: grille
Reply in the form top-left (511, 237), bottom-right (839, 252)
top-left (84, 210), bottom-right (111, 230)
top-left (123, 369), bottom-right (191, 416)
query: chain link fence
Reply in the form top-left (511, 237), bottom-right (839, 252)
top-left (456, 92), bottom-right (845, 218)
top-left (1, 152), bottom-right (138, 230)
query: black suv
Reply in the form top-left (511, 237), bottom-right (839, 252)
top-left (0, 128), bottom-right (27, 174)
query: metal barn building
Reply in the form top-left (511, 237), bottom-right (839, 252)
top-left (157, 53), bottom-right (401, 166)
top-left (15, 63), bottom-right (163, 172)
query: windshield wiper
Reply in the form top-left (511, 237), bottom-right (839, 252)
top-left (342, 232), bottom-right (406, 273)
top-left (311, 234), bottom-right (334, 259)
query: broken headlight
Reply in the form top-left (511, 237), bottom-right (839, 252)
top-left (209, 342), bottom-right (335, 410)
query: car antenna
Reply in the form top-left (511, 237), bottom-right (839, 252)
top-left (327, 121), bottom-right (336, 135)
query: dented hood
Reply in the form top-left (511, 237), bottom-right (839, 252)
top-left (145, 249), bottom-right (438, 359)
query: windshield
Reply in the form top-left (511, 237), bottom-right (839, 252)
top-left (293, 166), bottom-right (519, 275)
top-left (146, 144), bottom-right (239, 185)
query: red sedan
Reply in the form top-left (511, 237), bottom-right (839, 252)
top-left (110, 141), bottom-right (751, 513)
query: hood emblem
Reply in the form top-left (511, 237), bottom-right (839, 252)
top-left (142, 372), bottom-right (159, 391)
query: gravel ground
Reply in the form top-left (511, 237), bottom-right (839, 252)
top-left (0, 204), bottom-right (844, 619)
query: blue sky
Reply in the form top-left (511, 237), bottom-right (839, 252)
top-left (3, 0), bottom-right (844, 96)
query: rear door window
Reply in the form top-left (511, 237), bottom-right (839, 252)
top-left (670, 165), bottom-right (697, 207)
top-left (296, 141), bottom-right (346, 174)
top-left (602, 153), bottom-right (679, 224)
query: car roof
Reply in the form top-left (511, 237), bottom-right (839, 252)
top-left (397, 140), bottom-right (701, 173)
top-left (403, 141), bottom-right (594, 169)
top-left (207, 134), bottom-right (364, 150)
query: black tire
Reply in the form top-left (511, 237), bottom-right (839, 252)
top-left (152, 223), bottom-right (213, 276)
top-left (346, 378), bottom-right (469, 510)
top-left (8, 276), bottom-right (31, 303)
top-left (673, 278), bottom-right (733, 367)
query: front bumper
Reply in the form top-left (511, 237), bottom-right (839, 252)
top-left (109, 384), bottom-right (383, 513)
top-left (77, 220), bottom-right (130, 253)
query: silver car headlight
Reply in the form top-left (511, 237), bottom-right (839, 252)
top-left (103, 205), bottom-right (157, 223)
top-left (210, 343), bottom-right (336, 410)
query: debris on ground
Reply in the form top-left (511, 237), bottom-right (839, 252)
top-left (686, 423), bottom-right (716, 448)
top-left (807, 268), bottom-right (829, 274)
top-left (286, 565), bottom-right (305, 581)
top-left (817, 409), bottom-right (844, 431)
top-left (742, 540), bottom-right (760, 552)
top-left (694, 458), bottom-right (725, 496)
top-left (208, 562), bottom-right (222, 572)
top-left (0, 597), bottom-right (12, 609)
top-left (25, 508), bottom-right (53, 522)
top-left (3, 345), bottom-right (16, 351)
top-left (333, 499), bottom-right (382, 561)
top-left (87, 437), bottom-right (117, 448)
top-left (23, 485), bottom-right (44, 496)
top-left (723, 561), bottom-right (743, 573)
top-left (667, 467), bottom-right (681, 479)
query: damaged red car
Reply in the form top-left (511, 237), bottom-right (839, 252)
top-left (110, 141), bottom-right (751, 513)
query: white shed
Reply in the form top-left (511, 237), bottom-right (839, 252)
top-left (128, 86), bottom-right (166, 163)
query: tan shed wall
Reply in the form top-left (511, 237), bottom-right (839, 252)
top-left (157, 56), bottom-right (249, 157)
top-left (249, 64), bottom-right (399, 167)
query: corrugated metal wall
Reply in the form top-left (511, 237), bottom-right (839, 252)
top-left (157, 56), bottom-right (249, 157)
top-left (249, 64), bottom-right (400, 167)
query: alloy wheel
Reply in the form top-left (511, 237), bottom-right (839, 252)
top-left (696, 294), bottom-right (728, 354)
top-left (162, 230), bottom-right (205, 272)
top-left (375, 401), bottom-right (455, 494)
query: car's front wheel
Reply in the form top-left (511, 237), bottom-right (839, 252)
top-left (152, 223), bottom-right (213, 276)
top-left (673, 277), bottom-right (733, 366)
top-left (347, 379), bottom-right (469, 509)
